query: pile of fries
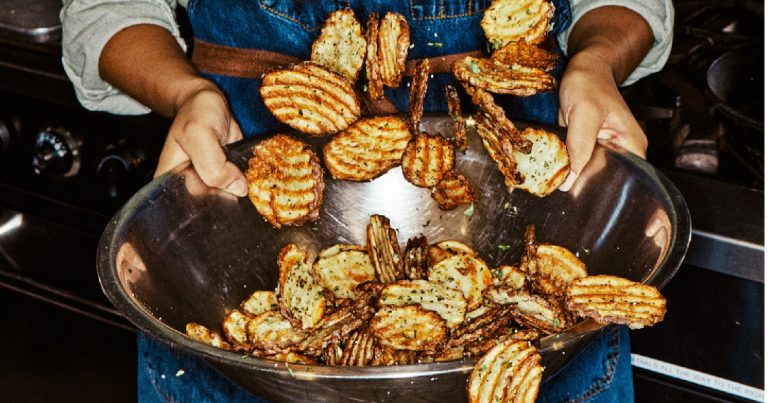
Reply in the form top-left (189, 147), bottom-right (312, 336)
top-left (186, 215), bottom-right (667, 401)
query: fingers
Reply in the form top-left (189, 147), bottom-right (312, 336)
top-left (172, 119), bottom-right (248, 197)
top-left (559, 105), bottom-right (602, 191)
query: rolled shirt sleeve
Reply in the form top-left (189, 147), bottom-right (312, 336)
top-left (557, 0), bottom-right (674, 86)
top-left (61, 0), bottom-right (188, 114)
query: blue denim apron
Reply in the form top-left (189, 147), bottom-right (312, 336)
top-left (138, 1), bottom-right (634, 401)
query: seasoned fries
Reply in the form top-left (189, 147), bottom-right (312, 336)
top-left (311, 10), bottom-right (366, 82)
top-left (481, 0), bottom-right (555, 48)
top-left (401, 133), bottom-right (455, 188)
top-left (378, 12), bottom-right (410, 88)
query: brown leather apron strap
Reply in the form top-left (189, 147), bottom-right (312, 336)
top-left (192, 39), bottom-right (484, 79)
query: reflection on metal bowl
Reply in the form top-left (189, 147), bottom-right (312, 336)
top-left (97, 116), bottom-right (690, 402)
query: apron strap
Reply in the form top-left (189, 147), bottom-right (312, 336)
top-left (192, 39), bottom-right (483, 79)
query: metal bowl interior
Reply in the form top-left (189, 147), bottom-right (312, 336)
top-left (97, 116), bottom-right (690, 402)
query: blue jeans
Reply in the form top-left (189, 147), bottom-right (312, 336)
top-left (138, 326), bottom-right (633, 402)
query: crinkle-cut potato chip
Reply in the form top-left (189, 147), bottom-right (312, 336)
top-left (222, 309), bottom-right (253, 349)
top-left (240, 290), bottom-right (279, 316)
top-left (566, 275), bottom-right (667, 329)
top-left (454, 56), bottom-right (556, 96)
top-left (448, 305), bottom-right (516, 348)
top-left (340, 329), bottom-right (376, 366)
top-left (510, 127), bottom-right (570, 197)
top-left (492, 39), bottom-right (559, 72)
top-left (403, 235), bottom-right (429, 280)
top-left (277, 243), bottom-right (327, 329)
top-left (486, 286), bottom-right (567, 334)
top-left (428, 253), bottom-right (494, 310)
top-left (494, 265), bottom-right (527, 289)
top-left (530, 243), bottom-right (588, 296)
top-left (323, 115), bottom-right (411, 181)
top-left (379, 279), bottom-right (467, 328)
top-left (427, 240), bottom-right (478, 266)
top-left (372, 345), bottom-right (418, 366)
top-left (246, 134), bottom-right (325, 228)
top-left (246, 310), bottom-right (305, 353)
top-left (311, 9), bottom-right (366, 82)
top-left (409, 59), bottom-right (430, 135)
top-left (431, 171), bottom-right (476, 211)
top-left (445, 85), bottom-right (468, 153)
top-left (370, 305), bottom-right (448, 352)
top-left (323, 341), bottom-right (344, 366)
top-left (475, 114), bottom-right (525, 188)
top-left (378, 12), bottom-right (410, 88)
top-left (260, 62), bottom-right (361, 136)
top-left (467, 339), bottom-right (543, 403)
top-left (481, 0), bottom-right (555, 47)
top-left (364, 13), bottom-right (384, 101)
top-left (313, 244), bottom-right (377, 299)
top-left (367, 214), bottom-right (404, 284)
top-left (296, 292), bottom-right (375, 355)
top-left (186, 322), bottom-right (232, 350)
top-left (401, 133), bottom-right (455, 188)
top-left (461, 84), bottom-right (531, 152)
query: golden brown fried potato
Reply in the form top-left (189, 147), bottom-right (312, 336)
top-left (260, 62), bottom-right (361, 136)
top-left (222, 309), bottom-right (253, 350)
top-left (475, 114), bottom-right (525, 187)
top-left (427, 240), bottom-right (478, 266)
top-left (481, 0), bottom-right (555, 48)
top-left (364, 13), bottom-right (384, 101)
top-left (379, 279), bottom-right (467, 328)
top-left (340, 329), bottom-right (376, 366)
top-left (467, 339), bottom-right (543, 403)
top-left (510, 127), bottom-right (570, 197)
top-left (240, 290), bottom-right (279, 316)
top-left (277, 244), bottom-right (327, 329)
top-left (492, 39), bottom-right (559, 71)
top-left (311, 10), bottom-right (366, 82)
top-left (246, 310), bottom-right (306, 353)
top-left (485, 286), bottom-right (567, 334)
top-left (494, 265), bottom-right (527, 289)
top-left (296, 291), bottom-right (376, 355)
top-left (370, 305), bottom-right (448, 352)
top-left (367, 214), bottom-right (404, 283)
top-left (445, 85), bottom-right (468, 153)
top-left (566, 275), bottom-right (667, 329)
top-left (401, 133), bottom-right (455, 188)
top-left (530, 243), bottom-right (588, 296)
top-left (186, 322), bottom-right (232, 350)
top-left (323, 115), bottom-right (411, 181)
top-left (428, 253), bottom-right (494, 310)
top-left (313, 244), bottom-right (377, 299)
top-left (461, 83), bottom-right (531, 152)
top-left (409, 59), bottom-right (430, 134)
top-left (246, 134), bottom-right (325, 228)
top-left (431, 171), bottom-right (476, 211)
top-left (378, 12), bottom-right (410, 88)
top-left (448, 305), bottom-right (516, 348)
top-left (403, 235), bottom-right (429, 280)
top-left (454, 56), bottom-right (555, 96)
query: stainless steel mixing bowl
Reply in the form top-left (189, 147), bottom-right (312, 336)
top-left (97, 116), bottom-right (690, 402)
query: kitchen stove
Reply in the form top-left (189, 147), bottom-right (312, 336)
top-left (0, 1), bottom-right (762, 402)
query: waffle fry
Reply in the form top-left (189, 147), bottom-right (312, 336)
top-left (431, 171), bottom-right (476, 210)
top-left (311, 9), bottom-right (366, 82)
top-left (566, 275), bottom-right (667, 329)
top-left (240, 290), bottom-right (279, 316)
top-left (445, 85), bottom-right (468, 152)
top-left (454, 56), bottom-right (556, 96)
top-left (428, 253), bottom-right (494, 310)
top-left (246, 134), bottom-right (325, 228)
top-left (313, 244), bottom-right (377, 299)
top-left (378, 12), bottom-right (410, 87)
top-left (379, 279), bottom-right (467, 328)
top-left (481, 0), bottom-right (555, 47)
top-left (246, 310), bottom-right (305, 354)
top-left (401, 133), bottom-right (455, 188)
top-left (492, 39), bottom-right (559, 71)
top-left (364, 13), bottom-right (384, 101)
top-left (370, 305), bottom-right (448, 352)
top-left (409, 59), bottom-right (430, 134)
top-left (323, 115), bottom-right (411, 181)
top-left (467, 339), bottom-right (543, 403)
top-left (367, 214), bottom-right (404, 283)
top-left (277, 243), bottom-right (327, 329)
top-left (260, 62), bottom-right (361, 136)
top-left (186, 322), bottom-right (232, 350)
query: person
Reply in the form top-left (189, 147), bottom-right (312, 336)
top-left (61, 1), bottom-right (673, 401)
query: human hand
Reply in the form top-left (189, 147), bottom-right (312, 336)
top-left (557, 50), bottom-right (648, 191)
top-left (155, 87), bottom-right (247, 197)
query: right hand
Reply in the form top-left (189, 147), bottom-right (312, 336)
top-left (155, 87), bottom-right (248, 197)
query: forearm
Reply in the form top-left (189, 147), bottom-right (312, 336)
top-left (99, 24), bottom-right (217, 118)
top-left (566, 6), bottom-right (654, 85)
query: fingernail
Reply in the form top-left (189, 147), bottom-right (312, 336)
top-left (226, 179), bottom-right (248, 197)
top-left (558, 171), bottom-right (577, 192)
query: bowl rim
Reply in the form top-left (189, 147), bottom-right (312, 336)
top-left (96, 120), bottom-right (691, 381)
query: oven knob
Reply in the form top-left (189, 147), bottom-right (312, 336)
top-left (32, 126), bottom-right (82, 178)
top-left (96, 145), bottom-right (144, 198)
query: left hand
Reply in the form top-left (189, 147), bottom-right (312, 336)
top-left (558, 49), bottom-right (648, 191)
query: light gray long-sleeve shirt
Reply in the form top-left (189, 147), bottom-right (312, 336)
top-left (60, 0), bottom-right (674, 115)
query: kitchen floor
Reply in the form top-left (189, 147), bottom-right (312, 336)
top-left (0, 287), bottom-right (136, 402)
